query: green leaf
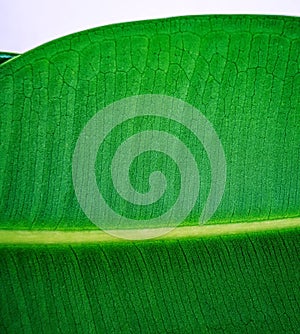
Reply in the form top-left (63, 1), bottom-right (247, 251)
top-left (0, 15), bottom-right (299, 332)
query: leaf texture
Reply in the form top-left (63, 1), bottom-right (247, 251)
top-left (0, 15), bottom-right (299, 229)
top-left (0, 15), bottom-right (299, 333)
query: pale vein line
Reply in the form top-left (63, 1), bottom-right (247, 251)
top-left (0, 218), bottom-right (299, 245)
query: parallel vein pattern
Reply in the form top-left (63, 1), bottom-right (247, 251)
top-left (0, 15), bottom-right (299, 229)
top-left (1, 231), bottom-right (299, 333)
top-left (0, 15), bottom-right (299, 334)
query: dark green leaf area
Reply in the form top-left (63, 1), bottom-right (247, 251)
top-left (1, 230), bottom-right (299, 333)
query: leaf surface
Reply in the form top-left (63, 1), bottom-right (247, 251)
top-left (0, 15), bottom-right (299, 333)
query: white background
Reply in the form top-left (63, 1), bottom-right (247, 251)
top-left (1, 0), bottom-right (300, 53)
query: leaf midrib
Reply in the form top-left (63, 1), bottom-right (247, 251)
top-left (0, 217), bottom-right (299, 244)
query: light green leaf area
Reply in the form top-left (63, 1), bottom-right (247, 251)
top-left (0, 15), bottom-right (299, 333)
top-left (0, 15), bottom-right (299, 230)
